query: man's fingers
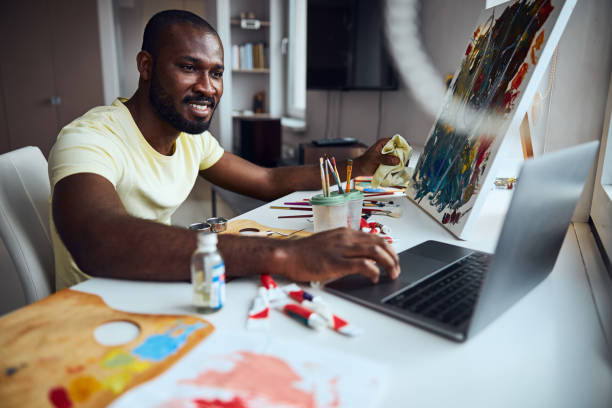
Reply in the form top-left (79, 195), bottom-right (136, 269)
top-left (347, 258), bottom-right (381, 283)
top-left (381, 154), bottom-right (400, 166)
top-left (343, 242), bottom-right (399, 280)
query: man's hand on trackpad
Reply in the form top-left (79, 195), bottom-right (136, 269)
top-left (279, 227), bottom-right (400, 284)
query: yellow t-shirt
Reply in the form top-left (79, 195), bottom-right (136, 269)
top-left (48, 98), bottom-right (224, 290)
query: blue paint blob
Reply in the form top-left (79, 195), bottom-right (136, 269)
top-left (132, 322), bottom-right (205, 361)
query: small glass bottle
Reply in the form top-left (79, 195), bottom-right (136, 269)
top-left (191, 232), bottom-right (225, 312)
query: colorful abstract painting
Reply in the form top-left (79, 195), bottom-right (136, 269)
top-left (407, 0), bottom-right (575, 237)
top-left (108, 331), bottom-right (388, 408)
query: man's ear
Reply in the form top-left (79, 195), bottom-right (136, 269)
top-left (136, 50), bottom-right (154, 81)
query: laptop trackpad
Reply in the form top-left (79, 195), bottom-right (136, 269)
top-left (325, 253), bottom-right (449, 302)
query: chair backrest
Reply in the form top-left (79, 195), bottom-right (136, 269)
top-left (0, 146), bottom-right (54, 303)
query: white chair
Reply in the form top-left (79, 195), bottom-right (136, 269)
top-left (0, 146), bottom-right (54, 303)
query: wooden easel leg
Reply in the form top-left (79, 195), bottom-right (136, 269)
top-left (520, 113), bottom-right (534, 159)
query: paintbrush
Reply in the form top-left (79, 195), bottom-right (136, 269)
top-left (362, 208), bottom-right (402, 218)
top-left (278, 214), bottom-right (313, 219)
top-left (326, 158), bottom-right (344, 194)
top-left (319, 157), bottom-right (327, 196)
top-left (330, 157), bottom-right (344, 194)
top-left (364, 192), bottom-right (398, 197)
top-left (345, 159), bottom-right (353, 192)
top-left (270, 206), bottom-right (313, 211)
top-left (324, 156), bottom-right (331, 196)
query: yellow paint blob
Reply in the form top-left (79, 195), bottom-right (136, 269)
top-left (68, 375), bottom-right (101, 403)
top-left (102, 371), bottom-right (133, 394)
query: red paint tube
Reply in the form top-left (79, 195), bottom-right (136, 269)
top-left (282, 284), bottom-right (363, 336)
top-left (246, 287), bottom-right (271, 330)
top-left (281, 303), bottom-right (326, 330)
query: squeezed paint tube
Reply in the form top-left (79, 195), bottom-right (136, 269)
top-left (280, 303), bottom-right (326, 330)
top-left (260, 273), bottom-right (286, 304)
top-left (282, 284), bottom-right (363, 336)
top-left (246, 287), bottom-right (271, 330)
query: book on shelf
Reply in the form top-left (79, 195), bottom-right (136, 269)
top-left (232, 42), bottom-right (267, 71)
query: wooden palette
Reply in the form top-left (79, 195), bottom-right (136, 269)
top-left (224, 219), bottom-right (312, 239)
top-left (0, 289), bottom-right (213, 407)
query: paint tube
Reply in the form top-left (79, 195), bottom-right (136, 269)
top-left (246, 287), bottom-right (271, 330)
top-left (282, 284), bottom-right (363, 336)
top-left (280, 303), bottom-right (326, 330)
top-left (260, 273), bottom-right (286, 304)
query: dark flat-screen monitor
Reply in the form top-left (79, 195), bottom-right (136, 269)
top-left (307, 0), bottom-right (398, 90)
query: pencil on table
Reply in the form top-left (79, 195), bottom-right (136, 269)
top-left (345, 159), bottom-right (353, 192)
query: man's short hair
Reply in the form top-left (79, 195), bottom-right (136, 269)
top-left (142, 10), bottom-right (218, 58)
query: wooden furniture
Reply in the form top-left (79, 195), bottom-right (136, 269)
top-left (239, 117), bottom-right (282, 167)
top-left (299, 142), bottom-right (367, 165)
top-left (0, 0), bottom-right (104, 156)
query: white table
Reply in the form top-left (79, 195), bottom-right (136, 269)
top-left (74, 189), bottom-right (612, 407)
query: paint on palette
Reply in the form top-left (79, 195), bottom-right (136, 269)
top-left (68, 375), bottom-right (101, 403)
top-left (49, 386), bottom-right (72, 408)
top-left (4, 362), bottom-right (26, 377)
top-left (132, 322), bottom-right (205, 361)
top-left (411, 0), bottom-right (555, 227)
top-left (46, 319), bottom-right (206, 407)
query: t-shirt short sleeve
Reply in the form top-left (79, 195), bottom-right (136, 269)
top-left (48, 124), bottom-right (124, 190)
top-left (198, 131), bottom-right (225, 171)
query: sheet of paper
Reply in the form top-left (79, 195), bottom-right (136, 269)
top-left (109, 330), bottom-right (389, 408)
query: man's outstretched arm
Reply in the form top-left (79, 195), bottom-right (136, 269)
top-left (200, 137), bottom-right (400, 201)
top-left (53, 173), bottom-right (400, 282)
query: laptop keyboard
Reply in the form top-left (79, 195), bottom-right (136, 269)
top-left (385, 252), bottom-right (490, 327)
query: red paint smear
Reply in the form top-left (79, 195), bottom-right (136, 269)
top-left (260, 274), bottom-right (277, 289)
top-left (181, 351), bottom-right (317, 408)
top-left (49, 387), bottom-right (72, 408)
top-left (289, 291), bottom-right (305, 302)
top-left (465, 43), bottom-right (473, 56)
top-left (193, 396), bottom-right (247, 408)
top-left (249, 308), bottom-right (269, 319)
top-left (503, 90), bottom-right (518, 110)
top-left (511, 62), bottom-right (529, 90)
top-left (332, 315), bottom-right (348, 331)
top-left (65, 365), bottom-right (85, 374)
top-left (537, 0), bottom-right (554, 25)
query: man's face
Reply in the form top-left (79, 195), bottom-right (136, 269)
top-left (148, 24), bottom-right (224, 134)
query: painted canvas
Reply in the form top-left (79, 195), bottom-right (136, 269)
top-left (407, 0), bottom-right (576, 237)
top-left (109, 331), bottom-right (388, 408)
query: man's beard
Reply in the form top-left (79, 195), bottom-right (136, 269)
top-left (149, 70), bottom-right (215, 135)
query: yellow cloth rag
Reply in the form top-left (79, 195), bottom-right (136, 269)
top-left (371, 134), bottom-right (413, 188)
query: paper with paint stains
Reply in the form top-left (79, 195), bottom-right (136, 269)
top-left (407, 0), bottom-right (575, 238)
top-left (108, 331), bottom-right (388, 408)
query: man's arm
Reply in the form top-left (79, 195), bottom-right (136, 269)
top-left (200, 138), bottom-right (399, 201)
top-left (53, 173), bottom-right (399, 282)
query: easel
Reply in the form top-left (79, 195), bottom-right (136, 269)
top-left (520, 47), bottom-right (558, 160)
top-left (520, 113), bottom-right (534, 159)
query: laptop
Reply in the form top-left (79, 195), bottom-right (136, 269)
top-left (325, 141), bottom-right (599, 342)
